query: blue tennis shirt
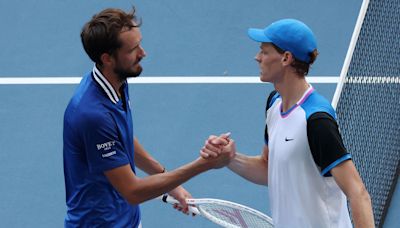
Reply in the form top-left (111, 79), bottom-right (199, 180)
top-left (63, 66), bottom-right (140, 227)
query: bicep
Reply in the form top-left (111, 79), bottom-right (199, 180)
top-left (261, 144), bottom-right (269, 164)
top-left (133, 137), bottom-right (143, 155)
top-left (104, 164), bottom-right (138, 199)
top-left (262, 145), bottom-right (269, 185)
top-left (330, 160), bottom-right (365, 197)
top-left (133, 137), bottom-right (164, 174)
top-left (133, 138), bottom-right (146, 165)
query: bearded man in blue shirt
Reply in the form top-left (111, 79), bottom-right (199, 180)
top-left (63, 7), bottom-right (233, 227)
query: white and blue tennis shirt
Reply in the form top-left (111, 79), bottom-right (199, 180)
top-left (63, 66), bottom-right (140, 227)
top-left (265, 86), bottom-right (352, 227)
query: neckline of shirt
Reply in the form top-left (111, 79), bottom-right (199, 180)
top-left (280, 85), bottom-right (314, 118)
top-left (92, 65), bottom-right (120, 104)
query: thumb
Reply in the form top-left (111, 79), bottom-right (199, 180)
top-left (219, 132), bottom-right (231, 146)
top-left (219, 132), bottom-right (231, 139)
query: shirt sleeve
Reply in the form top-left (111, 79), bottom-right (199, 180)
top-left (307, 112), bottom-right (352, 176)
top-left (264, 90), bottom-right (278, 145)
top-left (81, 111), bottom-right (130, 173)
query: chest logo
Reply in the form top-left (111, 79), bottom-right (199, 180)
top-left (285, 137), bottom-right (294, 142)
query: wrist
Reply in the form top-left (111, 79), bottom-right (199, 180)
top-left (196, 157), bottom-right (213, 171)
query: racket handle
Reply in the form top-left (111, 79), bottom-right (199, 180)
top-left (159, 194), bottom-right (200, 215)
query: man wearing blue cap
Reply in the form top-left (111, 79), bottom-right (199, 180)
top-left (201, 19), bottom-right (374, 227)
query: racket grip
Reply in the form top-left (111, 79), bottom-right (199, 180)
top-left (160, 194), bottom-right (200, 215)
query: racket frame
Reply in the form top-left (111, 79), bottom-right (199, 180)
top-left (158, 194), bottom-right (273, 228)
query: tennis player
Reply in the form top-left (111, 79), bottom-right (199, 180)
top-left (63, 7), bottom-right (233, 227)
top-left (201, 19), bottom-right (375, 227)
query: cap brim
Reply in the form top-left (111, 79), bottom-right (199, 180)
top-left (248, 28), bottom-right (271, 42)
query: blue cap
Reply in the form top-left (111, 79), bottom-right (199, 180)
top-left (248, 19), bottom-right (317, 63)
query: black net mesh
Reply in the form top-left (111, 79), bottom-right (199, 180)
top-left (335, 0), bottom-right (400, 227)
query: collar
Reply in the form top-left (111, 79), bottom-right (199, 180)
top-left (297, 84), bottom-right (314, 106)
top-left (280, 84), bottom-right (314, 118)
top-left (92, 65), bottom-right (119, 104)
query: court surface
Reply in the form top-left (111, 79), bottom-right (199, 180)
top-left (0, 0), bottom-right (398, 227)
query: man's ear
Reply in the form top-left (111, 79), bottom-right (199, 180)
top-left (100, 53), bottom-right (114, 67)
top-left (282, 51), bottom-right (294, 65)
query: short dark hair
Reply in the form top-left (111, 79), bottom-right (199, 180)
top-left (81, 7), bottom-right (142, 65)
top-left (271, 43), bottom-right (318, 76)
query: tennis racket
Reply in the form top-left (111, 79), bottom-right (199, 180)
top-left (157, 194), bottom-right (273, 228)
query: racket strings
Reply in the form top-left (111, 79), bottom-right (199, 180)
top-left (198, 203), bottom-right (273, 228)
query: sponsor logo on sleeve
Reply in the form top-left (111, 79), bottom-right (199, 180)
top-left (102, 151), bottom-right (116, 158)
top-left (96, 140), bottom-right (117, 158)
top-left (96, 140), bottom-right (116, 151)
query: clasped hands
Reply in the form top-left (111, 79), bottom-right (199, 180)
top-left (200, 132), bottom-right (236, 169)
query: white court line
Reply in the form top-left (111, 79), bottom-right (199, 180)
top-left (0, 76), bottom-right (339, 85)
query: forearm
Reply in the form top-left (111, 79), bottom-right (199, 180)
top-left (128, 158), bottom-right (210, 204)
top-left (135, 152), bottom-right (164, 174)
top-left (118, 137), bottom-right (231, 204)
top-left (349, 190), bottom-right (375, 228)
top-left (133, 138), bottom-right (164, 174)
top-left (331, 160), bottom-right (375, 227)
top-left (228, 153), bottom-right (268, 185)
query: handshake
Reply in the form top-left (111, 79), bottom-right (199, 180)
top-left (199, 132), bottom-right (236, 169)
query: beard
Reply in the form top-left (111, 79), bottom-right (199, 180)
top-left (113, 58), bottom-right (143, 81)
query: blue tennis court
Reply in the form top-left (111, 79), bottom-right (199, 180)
top-left (0, 0), bottom-right (398, 227)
